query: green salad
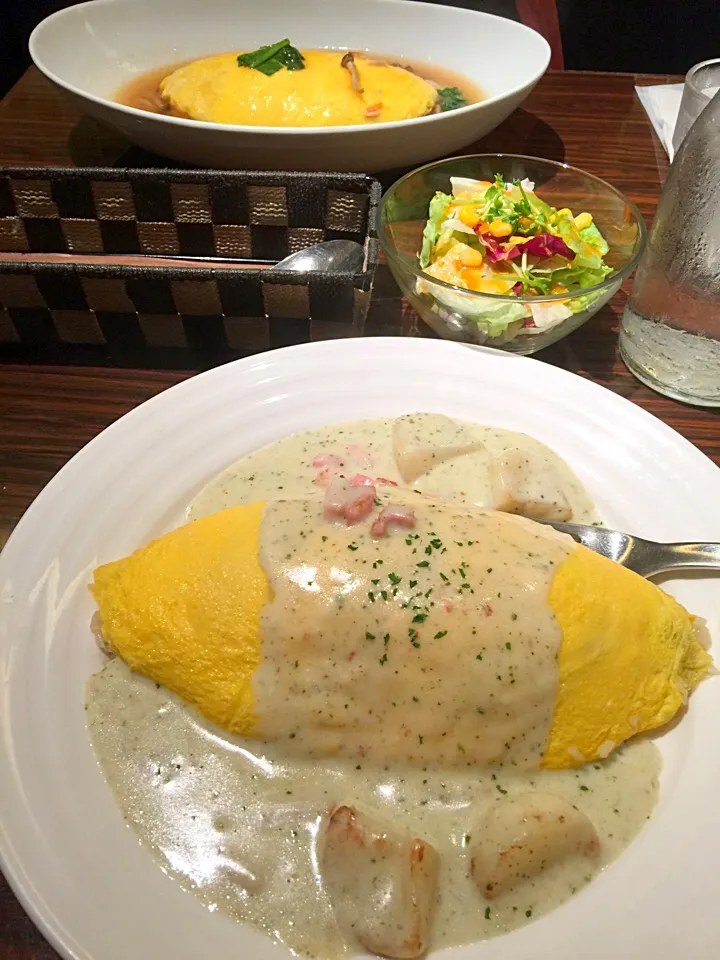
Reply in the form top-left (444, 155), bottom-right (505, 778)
top-left (417, 174), bottom-right (614, 339)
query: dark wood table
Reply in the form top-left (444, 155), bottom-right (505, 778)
top-left (1, 66), bottom-right (719, 960)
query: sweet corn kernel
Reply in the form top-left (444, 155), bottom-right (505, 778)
top-left (454, 244), bottom-right (485, 267)
top-left (556, 208), bottom-right (572, 217)
top-left (486, 220), bottom-right (513, 238)
top-left (458, 205), bottom-right (480, 228)
top-left (574, 212), bottom-right (593, 230)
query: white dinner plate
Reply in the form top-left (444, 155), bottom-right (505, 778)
top-left (1, 338), bottom-right (719, 960)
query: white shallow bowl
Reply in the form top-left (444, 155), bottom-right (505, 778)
top-left (1, 338), bottom-right (720, 960)
top-left (29, 0), bottom-right (550, 172)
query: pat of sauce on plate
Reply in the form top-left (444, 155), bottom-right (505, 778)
top-left (86, 416), bottom-right (658, 958)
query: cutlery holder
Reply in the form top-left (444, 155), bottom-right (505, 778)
top-left (0, 167), bottom-right (380, 368)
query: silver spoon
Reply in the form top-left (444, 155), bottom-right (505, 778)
top-left (541, 521), bottom-right (720, 578)
top-left (8, 240), bottom-right (367, 272)
top-left (274, 239), bottom-right (365, 273)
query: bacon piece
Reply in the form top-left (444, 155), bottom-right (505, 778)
top-left (371, 504), bottom-right (416, 538)
top-left (312, 453), bottom-right (345, 469)
top-left (312, 453), bottom-right (346, 487)
top-left (349, 474), bottom-right (376, 486)
top-left (350, 474), bottom-right (398, 488)
top-left (324, 477), bottom-right (377, 525)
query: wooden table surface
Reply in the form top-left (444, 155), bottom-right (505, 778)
top-left (1, 66), bottom-right (719, 960)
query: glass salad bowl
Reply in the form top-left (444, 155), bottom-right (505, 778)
top-left (379, 155), bottom-right (646, 354)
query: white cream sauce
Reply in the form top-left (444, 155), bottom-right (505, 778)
top-left (187, 414), bottom-right (599, 524)
top-left (86, 414), bottom-right (657, 959)
top-left (255, 494), bottom-right (574, 769)
top-left (87, 660), bottom-right (659, 957)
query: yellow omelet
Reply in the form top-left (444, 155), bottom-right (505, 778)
top-left (160, 50), bottom-right (439, 126)
top-left (91, 500), bottom-right (712, 769)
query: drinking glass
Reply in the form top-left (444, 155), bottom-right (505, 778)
top-left (620, 87), bottom-right (720, 406)
top-left (672, 59), bottom-right (720, 155)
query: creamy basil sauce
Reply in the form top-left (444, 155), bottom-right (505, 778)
top-left (86, 414), bottom-right (657, 959)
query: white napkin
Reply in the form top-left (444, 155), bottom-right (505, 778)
top-left (635, 83), bottom-right (684, 160)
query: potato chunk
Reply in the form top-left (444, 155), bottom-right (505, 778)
top-left (469, 793), bottom-right (599, 899)
top-left (321, 805), bottom-right (439, 958)
top-left (488, 448), bottom-right (573, 521)
top-left (392, 413), bottom-right (483, 484)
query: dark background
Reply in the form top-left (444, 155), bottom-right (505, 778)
top-left (1, 0), bottom-right (719, 97)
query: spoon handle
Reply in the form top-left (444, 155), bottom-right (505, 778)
top-left (641, 542), bottom-right (720, 576)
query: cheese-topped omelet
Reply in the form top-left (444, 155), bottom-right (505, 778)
top-left (91, 494), bottom-right (712, 771)
top-left (160, 50), bottom-right (439, 126)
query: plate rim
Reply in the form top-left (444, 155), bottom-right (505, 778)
top-left (1, 337), bottom-right (719, 960)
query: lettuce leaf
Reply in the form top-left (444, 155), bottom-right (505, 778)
top-left (550, 261), bottom-right (613, 291)
top-left (526, 192), bottom-right (554, 227)
top-left (429, 285), bottom-right (529, 338)
top-left (564, 290), bottom-right (602, 315)
top-left (419, 192), bottom-right (453, 268)
top-left (579, 221), bottom-right (610, 256)
top-left (555, 218), bottom-right (604, 269)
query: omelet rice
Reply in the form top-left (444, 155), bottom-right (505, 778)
top-left (91, 502), bottom-right (712, 769)
top-left (159, 50), bottom-right (438, 126)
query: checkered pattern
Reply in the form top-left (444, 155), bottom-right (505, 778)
top-left (0, 168), bottom-right (381, 365)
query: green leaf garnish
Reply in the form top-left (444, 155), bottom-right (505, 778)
top-left (237, 39), bottom-right (305, 76)
top-left (437, 86), bottom-right (469, 112)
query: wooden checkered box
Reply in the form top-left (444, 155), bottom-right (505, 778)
top-left (0, 167), bottom-right (380, 368)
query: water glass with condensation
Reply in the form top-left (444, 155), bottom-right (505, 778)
top-left (672, 59), bottom-right (720, 155)
top-left (620, 87), bottom-right (720, 407)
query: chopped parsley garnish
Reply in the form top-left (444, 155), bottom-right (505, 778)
top-left (526, 908), bottom-right (533, 918)
top-left (347, 543), bottom-right (358, 551)
top-left (388, 572), bottom-right (401, 585)
top-left (365, 631), bottom-right (375, 640)
top-left (484, 906), bottom-right (491, 920)
top-left (371, 578), bottom-right (380, 585)
top-left (434, 630), bottom-right (447, 639)
top-left (368, 591), bottom-right (375, 603)
top-left (412, 613), bottom-right (428, 623)
top-left (409, 579), bottom-right (418, 589)
top-left (505, 641), bottom-right (512, 650)
top-left (496, 784), bottom-right (508, 795)
top-left (511, 612), bottom-right (518, 621)
top-left (321, 535), bottom-right (328, 542)
top-left (476, 653), bottom-right (483, 661)
top-left (417, 560), bottom-right (429, 568)
top-left (579, 785), bottom-right (589, 791)
top-left (418, 734), bottom-right (424, 744)
top-left (380, 590), bottom-right (388, 601)
top-left (379, 653), bottom-right (388, 666)
top-left (237, 39), bottom-right (306, 76)
top-left (383, 633), bottom-right (390, 646)
top-left (439, 572), bottom-right (449, 583)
